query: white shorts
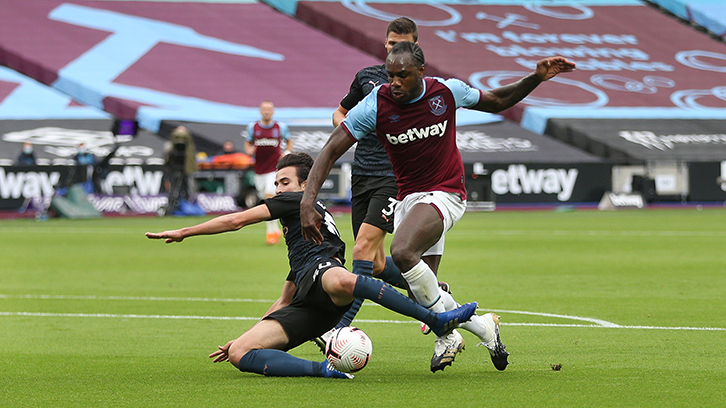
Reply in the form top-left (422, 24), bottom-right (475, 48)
top-left (255, 172), bottom-right (277, 197)
top-left (393, 191), bottom-right (466, 257)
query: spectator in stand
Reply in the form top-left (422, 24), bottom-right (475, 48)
top-left (74, 143), bottom-right (96, 192)
top-left (74, 143), bottom-right (95, 166)
top-left (16, 142), bottom-right (37, 166)
top-left (217, 140), bottom-right (238, 156)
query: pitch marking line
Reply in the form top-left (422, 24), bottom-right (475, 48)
top-left (0, 294), bottom-right (277, 304)
top-left (2, 293), bottom-right (725, 331)
top-left (1, 311), bottom-right (724, 331)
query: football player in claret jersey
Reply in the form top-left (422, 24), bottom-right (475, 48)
top-left (245, 100), bottom-right (293, 245)
top-left (301, 42), bottom-right (576, 372)
top-left (146, 152), bottom-right (478, 379)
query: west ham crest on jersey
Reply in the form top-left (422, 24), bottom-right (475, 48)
top-left (428, 95), bottom-right (447, 116)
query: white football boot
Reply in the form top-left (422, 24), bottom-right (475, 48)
top-left (430, 329), bottom-right (465, 372)
top-left (312, 328), bottom-right (335, 354)
top-left (459, 312), bottom-right (509, 371)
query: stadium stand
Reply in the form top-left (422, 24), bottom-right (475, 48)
top-left (2, 0), bottom-right (725, 211)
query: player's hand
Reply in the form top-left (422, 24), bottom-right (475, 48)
top-left (145, 230), bottom-right (184, 243)
top-left (535, 56), bottom-right (575, 81)
top-left (300, 202), bottom-right (324, 245)
top-left (209, 341), bottom-right (233, 363)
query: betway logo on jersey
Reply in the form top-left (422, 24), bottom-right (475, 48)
top-left (386, 121), bottom-right (448, 145)
top-left (491, 165), bottom-right (579, 201)
top-left (255, 138), bottom-right (279, 147)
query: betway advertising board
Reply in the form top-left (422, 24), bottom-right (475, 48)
top-left (0, 164), bottom-right (163, 211)
top-left (466, 162), bottom-right (612, 204)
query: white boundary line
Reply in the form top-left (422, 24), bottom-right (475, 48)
top-left (2, 294), bottom-right (725, 331)
top-left (0, 294), bottom-right (277, 304)
top-left (1, 311), bottom-right (724, 331)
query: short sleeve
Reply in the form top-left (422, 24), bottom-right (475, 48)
top-left (340, 75), bottom-right (365, 111)
top-left (244, 123), bottom-right (254, 142)
top-left (341, 87), bottom-right (380, 141)
top-left (263, 192), bottom-right (300, 220)
top-left (439, 78), bottom-right (482, 109)
top-left (278, 122), bottom-right (291, 141)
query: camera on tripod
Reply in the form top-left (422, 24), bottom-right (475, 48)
top-left (168, 140), bottom-right (187, 172)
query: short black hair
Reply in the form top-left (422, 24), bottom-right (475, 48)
top-left (277, 152), bottom-right (314, 182)
top-left (388, 41), bottom-right (425, 69)
top-left (386, 17), bottom-right (418, 42)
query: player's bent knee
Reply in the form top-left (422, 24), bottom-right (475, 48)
top-left (227, 340), bottom-right (250, 367)
top-left (390, 247), bottom-right (418, 271)
top-left (322, 268), bottom-right (357, 305)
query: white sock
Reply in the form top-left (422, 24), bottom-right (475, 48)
top-left (459, 314), bottom-right (492, 343)
top-left (439, 290), bottom-right (459, 311)
top-left (266, 220), bottom-right (279, 234)
top-left (439, 288), bottom-right (489, 342)
top-left (401, 260), bottom-right (445, 312)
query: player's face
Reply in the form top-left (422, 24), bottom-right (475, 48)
top-left (260, 102), bottom-right (274, 122)
top-left (385, 54), bottom-right (424, 104)
top-left (384, 32), bottom-right (416, 53)
top-left (275, 166), bottom-right (305, 194)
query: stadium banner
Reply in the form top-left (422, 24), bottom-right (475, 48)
top-left (0, 164), bottom-right (164, 211)
top-left (466, 162), bottom-right (612, 203)
top-left (162, 120), bottom-right (604, 165)
top-left (544, 119), bottom-right (726, 162)
top-left (0, 119), bottom-right (166, 166)
top-left (597, 192), bottom-right (646, 210)
top-left (292, 0), bottom-right (726, 132)
top-left (86, 193), bottom-right (238, 215)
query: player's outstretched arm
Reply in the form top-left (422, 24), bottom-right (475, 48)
top-left (300, 125), bottom-right (355, 244)
top-left (474, 56), bottom-right (575, 113)
top-left (145, 204), bottom-right (272, 243)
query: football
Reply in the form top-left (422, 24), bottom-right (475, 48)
top-left (324, 326), bottom-right (373, 373)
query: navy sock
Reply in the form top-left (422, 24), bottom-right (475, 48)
top-left (237, 349), bottom-right (320, 377)
top-left (335, 260), bottom-right (374, 329)
top-left (352, 259), bottom-right (374, 277)
top-left (352, 275), bottom-right (436, 327)
top-left (375, 256), bottom-right (407, 289)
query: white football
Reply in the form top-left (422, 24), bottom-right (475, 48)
top-left (324, 326), bottom-right (372, 373)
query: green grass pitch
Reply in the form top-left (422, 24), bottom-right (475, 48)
top-left (1, 208), bottom-right (725, 407)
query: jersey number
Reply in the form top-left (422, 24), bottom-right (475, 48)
top-left (318, 200), bottom-right (341, 238)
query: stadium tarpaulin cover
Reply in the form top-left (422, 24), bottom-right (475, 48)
top-left (285, 0), bottom-right (726, 133)
top-left (0, 0), bottom-right (388, 131)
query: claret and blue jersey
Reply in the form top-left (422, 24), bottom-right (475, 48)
top-left (341, 77), bottom-right (482, 201)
